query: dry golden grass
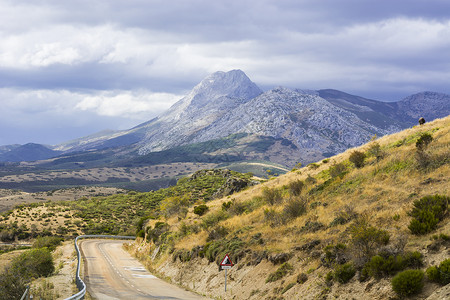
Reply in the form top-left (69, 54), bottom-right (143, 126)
top-left (174, 116), bottom-right (450, 254)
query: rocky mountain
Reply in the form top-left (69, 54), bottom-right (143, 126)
top-left (182, 86), bottom-right (398, 163)
top-left (1, 70), bottom-right (449, 167)
top-left (136, 69), bottom-right (263, 154)
top-left (318, 89), bottom-right (450, 127)
top-left (397, 91), bottom-right (450, 123)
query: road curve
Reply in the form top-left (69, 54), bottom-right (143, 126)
top-left (80, 239), bottom-right (208, 300)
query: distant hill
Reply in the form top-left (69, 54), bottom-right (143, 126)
top-left (0, 143), bottom-right (61, 162)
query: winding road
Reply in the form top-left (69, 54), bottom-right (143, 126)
top-left (80, 239), bottom-right (207, 300)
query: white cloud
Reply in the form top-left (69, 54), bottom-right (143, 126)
top-left (75, 91), bottom-right (181, 118)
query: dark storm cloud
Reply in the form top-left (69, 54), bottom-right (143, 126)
top-left (0, 0), bottom-right (449, 145)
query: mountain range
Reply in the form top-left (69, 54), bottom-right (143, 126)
top-left (1, 70), bottom-right (449, 168)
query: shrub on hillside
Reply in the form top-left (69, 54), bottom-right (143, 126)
top-left (391, 269), bottom-right (424, 297)
top-left (362, 251), bottom-right (423, 278)
top-left (297, 273), bottom-right (308, 284)
top-left (333, 262), bottom-right (356, 284)
top-left (367, 142), bottom-right (384, 161)
top-left (329, 205), bottom-right (357, 227)
top-left (408, 195), bottom-right (448, 235)
top-left (349, 151), bottom-right (365, 168)
top-left (287, 180), bottom-right (304, 196)
top-left (206, 225), bottom-right (228, 241)
top-left (415, 133), bottom-right (433, 151)
top-left (0, 268), bottom-right (28, 300)
top-left (222, 197), bottom-right (264, 216)
top-left (426, 258), bottom-right (450, 285)
top-left (282, 197), bottom-right (307, 220)
top-left (201, 210), bottom-right (229, 229)
top-left (262, 187), bottom-right (283, 205)
top-left (415, 133), bottom-right (433, 168)
top-left (193, 204), bottom-right (209, 216)
top-left (159, 196), bottom-right (190, 218)
top-left (201, 236), bottom-right (245, 265)
top-left (32, 236), bottom-right (63, 251)
top-left (328, 162), bottom-right (348, 179)
top-left (11, 248), bottom-right (54, 280)
top-left (146, 222), bottom-right (169, 244)
top-left (349, 216), bottom-right (390, 265)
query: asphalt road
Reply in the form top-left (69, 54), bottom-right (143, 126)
top-left (80, 239), bottom-right (207, 300)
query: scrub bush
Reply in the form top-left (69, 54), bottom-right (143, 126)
top-left (349, 151), bottom-right (365, 168)
top-left (408, 195), bottom-right (448, 235)
top-left (333, 263), bottom-right (356, 284)
top-left (391, 269), bottom-right (424, 297)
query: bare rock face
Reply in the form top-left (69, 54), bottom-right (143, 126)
top-left (398, 91), bottom-right (450, 122)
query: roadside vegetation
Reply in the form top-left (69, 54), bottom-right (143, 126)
top-left (0, 236), bottom-right (61, 299)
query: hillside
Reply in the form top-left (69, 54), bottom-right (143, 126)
top-left (0, 115), bottom-right (448, 299)
top-left (126, 115), bottom-right (449, 299)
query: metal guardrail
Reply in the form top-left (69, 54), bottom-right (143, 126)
top-left (64, 235), bottom-right (135, 300)
top-left (20, 286), bottom-right (30, 300)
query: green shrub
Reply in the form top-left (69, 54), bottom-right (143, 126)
top-left (334, 263), bottom-right (356, 284)
top-left (224, 197), bottom-right (264, 216)
top-left (193, 204), bottom-right (209, 216)
top-left (12, 248), bottom-right (55, 279)
top-left (415, 133), bottom-right (433, 151)
top-left (32, 236), bottom-right (63, 251)
top-left (329, 205), bottom-right (357, 227)
top-left (0, 268), bottom-right (28, 300)
top-left (266, 262), bottom-right (293, 283)
top-left (349, 151), bottom-right (365, 168)
top-left (363, 251), bottom-right (423, 278)
top-left (367, 142), bottom-right (384, 161)
top-left (281, 282), bottom-right (296, 294)
top-left (415, 133), bottom-right (434, 168)
top-left (160, 196), bottom-right (190, 218)
top-left (427, 258), bottom-right (450, 285)
top-left (391, 269), bottom-right (424, 297)
top-left (201, 210), bottom-right (229, 229)
top-left (426, 266), bottom-right (440, 282)
top-left (408, 195), bottom-right (448, 235)
top-left (297, 273), bottom-right (308, 284)
top-left (146, 222), bottom-right (169, 243)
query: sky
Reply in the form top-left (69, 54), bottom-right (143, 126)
top-left (1, 0), bottom-right (450, 146)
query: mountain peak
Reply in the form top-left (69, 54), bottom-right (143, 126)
top-left (187, 69), bottom-right (262, 107)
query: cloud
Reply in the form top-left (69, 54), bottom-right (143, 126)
top-left (75, 91), bottom-right (182, 118)
top-left (0, 0), bottom-right (450, 144)
top-left (0, 88), bottom-right (181, 145)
